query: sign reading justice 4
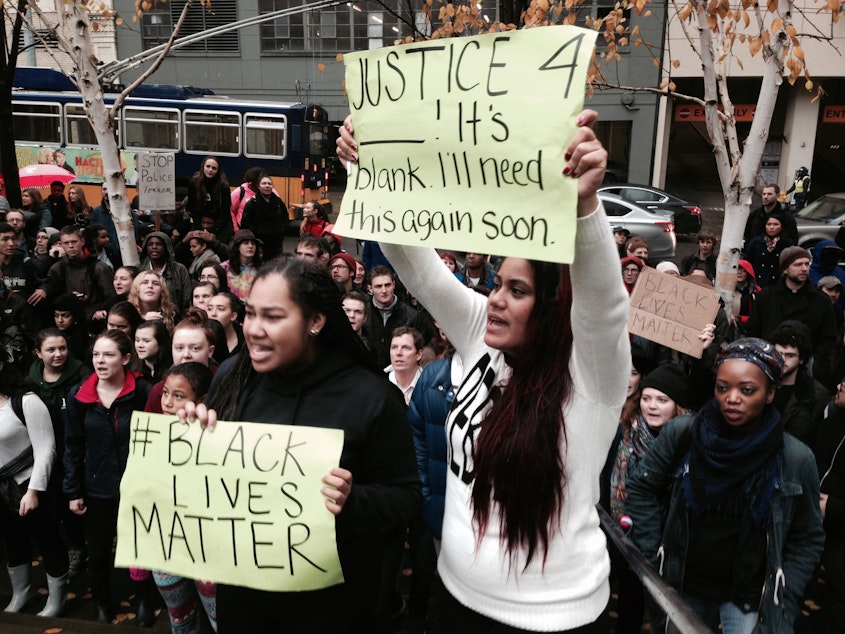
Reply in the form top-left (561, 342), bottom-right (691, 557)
top-left (334, 26), bottom-right (597, 264)
top-left (115, 413), bottom-right (344, 592)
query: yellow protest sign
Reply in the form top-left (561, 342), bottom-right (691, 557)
top-left (334, 26), bottom-right (597, 264)
top-left (115, 413), bottom-right (344, 592)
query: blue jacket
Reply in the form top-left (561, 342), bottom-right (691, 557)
top-left (809, 239), bottom-right (845, 310)
top-left (407, 356), bottom-right (453, 539)
top-left (63, 371), bottom-right (151, 501)
top-left (626, 412), bottom-right (824, 633)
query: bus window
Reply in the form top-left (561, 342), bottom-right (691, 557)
top-left (308, 123), bottom-right (328, 156)
top-left (122, 107), bottom-right (180, 151)
top-left (12, 102), bottom-right (61, 144)
top-left (66, 104), bottom-right (110, 146)
top-left (184, 110), bottom-right (240, 156)
top-left (244, 113), bottom-right (286, 159)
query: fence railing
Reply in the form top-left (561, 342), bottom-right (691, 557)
top-left (597, 505), bottom-right (712, 634)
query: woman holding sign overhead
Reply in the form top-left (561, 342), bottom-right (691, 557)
top-left (63, 330), bottom-right (152, 623)
top-left (181, 257), bottom-right (421, 632)
top-left (336, 110), bottom-right (630, 632)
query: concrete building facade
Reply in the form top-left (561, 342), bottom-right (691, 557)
top-left (109, 0), bottom-right (666, 184)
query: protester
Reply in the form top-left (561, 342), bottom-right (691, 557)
top-left (816, 378), bottom-right (845, 633)
top-left (128, 270), bottom-right (178, 329)
top-left (132, 320), bottom-right (172, 383)
top-left (206, 292), bottom-right (244, 364)
top-left (221, 230), bottom-right (262, 301)
top-left (338, 109), bottom-right (630, 631)
top-left (626, 338), bottom-right (825, 634)
top-left (0, 362), bottom-right (69, 617)
top-left (28, 328), bottom-right (89, 577)
top-left (179, 258), bottom-right (421, 631)
top-left (63, 330), bottom-right (152, 623)
top-left (152, 362), bottom-right (217, 634)
top-left (608, 364), bottom-right (692, 633)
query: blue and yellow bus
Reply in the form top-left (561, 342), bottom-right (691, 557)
top-left (11, 67), bottom-right (331, 213)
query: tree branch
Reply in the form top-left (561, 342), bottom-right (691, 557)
top-left (694, 0), bottom-right (732, 195)
top-left (670, 0), bottom-right (701, 59)
top-left (13, 0), bottom-right (78, 83)
top-left (109, 0), bottom-right (194, 122)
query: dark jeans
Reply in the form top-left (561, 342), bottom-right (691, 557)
top-left (821, 538), bottom-right (845, 634)
top-left (83, 497), bottom-right (119, 577)
top-left (438, 584), bottom-right (605, 634)
top-left (216, 583), bottom-right (352, 633)
top-left (0, 491), bottom-right (68, 577)
top-left (406, 510), bottom-right (437, 619)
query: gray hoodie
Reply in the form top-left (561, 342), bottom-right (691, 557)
top-left (140, 231), bottom-right (192, 310)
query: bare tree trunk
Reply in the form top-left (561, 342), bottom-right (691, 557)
top-left (58, 1), bottom-right (139, 265)
top-left (693, 0), bottom-right (789, 319)
top-left (0, 1), bottom-right (30, 207)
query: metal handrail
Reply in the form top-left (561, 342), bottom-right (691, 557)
top-left (597, 505), bottom-right (712, 634)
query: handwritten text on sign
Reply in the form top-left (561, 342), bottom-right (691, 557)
top-left (115, 413), bottom-right (344, 592)
top-left (137, 152), bottom-right (176, 211)
top-left (628, 269), bottom-right (720, 359)
top-left (334, 26), bottom-right (597, 264)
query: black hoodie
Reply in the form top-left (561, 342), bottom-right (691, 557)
top-left (208, 349), bottom-right (421, 628)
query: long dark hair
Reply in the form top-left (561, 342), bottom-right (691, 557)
top-left (131, 320), bottom-right (172, 376)
top-left (190, 156), bottom-right (229, 211)
top-left (0, 361), bottom-right (39, 398)
top-left (208, 258), bottom-right (379, 419)
top-left (228, 240), bottom-right (263, 275)
top-left (470, 259), bottom-right (574, 569)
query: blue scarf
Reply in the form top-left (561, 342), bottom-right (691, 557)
top-left (682, 400), bottom-right (783, 528)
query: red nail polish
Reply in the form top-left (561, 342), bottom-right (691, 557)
top-left (563, 166), bottom-right (571, 175)
top-left (565, 152), bottom-right (572, 161)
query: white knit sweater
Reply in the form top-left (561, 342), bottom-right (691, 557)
top-left (380, 204), bottom-right (630, 631)
top-left (0, 393), bottom-right (56, 491)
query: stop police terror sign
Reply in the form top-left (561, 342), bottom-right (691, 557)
top-left (138, 152), bottom-right (176, 211)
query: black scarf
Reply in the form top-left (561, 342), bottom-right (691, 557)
top-left (682, 400), bottom-right (783, 528)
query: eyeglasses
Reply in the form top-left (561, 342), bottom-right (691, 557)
top-left (330, 264), bottom-right (351, 271)
top-left (622, 267), bottom-right (640, 274)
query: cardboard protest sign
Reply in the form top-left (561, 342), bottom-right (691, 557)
top-left (334, 26), bottom-right (597, 264)
top-left (628, 269), bottom-right (720, 359)
top-left (116, 413), bottom-right (344, 592)
top-left (137, 153), bottom-right (176, 210)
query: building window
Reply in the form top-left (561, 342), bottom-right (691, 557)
top-left (569, 0), bottom-right (631, 30)
top-left (258, 0), bottom-right (419, 54)
top-left (141, 1), bottom-right (239, 53)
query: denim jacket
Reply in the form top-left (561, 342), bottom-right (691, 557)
top-left (626, 413), bottom-right (824, 633)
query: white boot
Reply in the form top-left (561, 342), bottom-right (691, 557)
top-left (4, 564), bottom-right (32, 612)
top-left (37, 572), bottom-right (68, 618)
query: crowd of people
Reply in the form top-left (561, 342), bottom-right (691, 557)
top-left (0, 113), bottom-right (840, 634)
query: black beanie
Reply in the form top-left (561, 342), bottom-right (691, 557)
top-left (640, 363), bottom-right (690, 409)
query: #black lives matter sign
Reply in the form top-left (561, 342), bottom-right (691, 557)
top-left (116, 413), bottom-right (344, 592)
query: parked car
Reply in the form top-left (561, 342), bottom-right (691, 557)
top-left (598, 183), bottom-right (702, 234)
top-left (794, 192), bottom-right (845, 250)
top-left (600, 192), bottom-right (676, 259)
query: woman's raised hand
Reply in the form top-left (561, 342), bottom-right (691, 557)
top-left (564, 109), bottom-right (607, 217)
top-left (336, 115), bottom-right (357, 165)
top-left (178, 401), bottom-right (218, 431)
